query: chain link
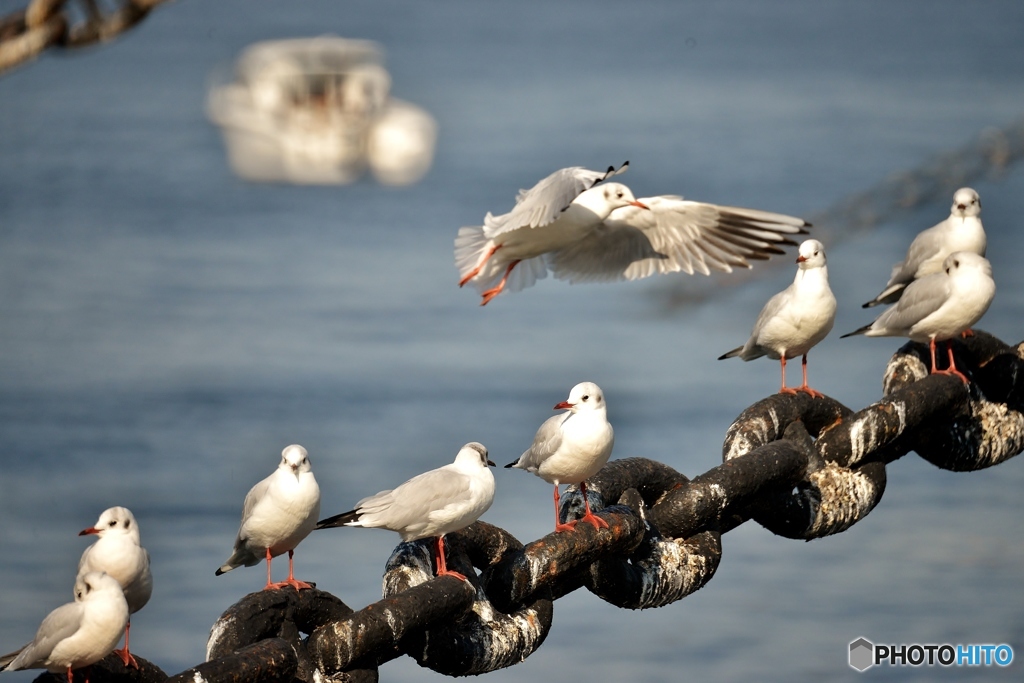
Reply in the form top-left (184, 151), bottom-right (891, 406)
top-left (0, 0), bottom-right (171, 75)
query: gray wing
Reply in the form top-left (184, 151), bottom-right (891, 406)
top-left (358, 466), bottom-right (472, 533)
top-left (483, 165), bottom-right (625, 237)
top-left (872, 273), bottom-right (952, 334)
top-left (748, 285), bottom-right (794, 341)
top-left (548, 196), bottom-right (807, 283)
top-left (240, 475), bottom-right (273, 525)
top-left (5, 603), bottom-right (84, 670)
top-left (887, 223), bottom-right (945, 285)
top-left (515, 413), bottom-right (566, 472)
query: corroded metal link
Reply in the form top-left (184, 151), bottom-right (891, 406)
top-left (378, 537), bottom-right (554, 676)
top-left (309, 574), bottom-right (475, 675)
top-left (206, 587), bottom-right (376, 683)
top-left (0, 0), bottom-right (171, 74)
top-left (720, 330), bottom-right (1024, 541)
top-left (170, 639), bottom-right (299, 683)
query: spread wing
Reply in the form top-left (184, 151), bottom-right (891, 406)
top-left (482, 164), bottom-right (627, 238)
top-left (548, 196), bottom-right (808, 283)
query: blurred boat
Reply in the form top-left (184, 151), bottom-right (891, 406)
top-left (207, 36), bottom-right (437, 186)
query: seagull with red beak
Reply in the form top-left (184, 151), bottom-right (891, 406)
top-left (456, 162), bottom-right (810, 305)
top-left (77, 507), bottom-right (152, 668)
top-left (506, 382), bottom-right (614, 533)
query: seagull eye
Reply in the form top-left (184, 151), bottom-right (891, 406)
top-left (954, 260), bottom-right (960, 268)
top-left (109, 520), bottom-right (117, 527)
top-left (582, 395), bottom-right (589, 401)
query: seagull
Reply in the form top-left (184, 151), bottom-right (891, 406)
top-left (77, 507), bottom-right (152, 669)
top-left (0, 572), bottom-right (129, 683)
top-left (316, 442), bottom-right (495, 582)
top-left (505, 382), bottom-right (614, 533)
top-left (718, 239), bottom-right (836, 398)
top-left (862, 187), bottom-right (985, 308)
top-left (455, 162), bottom-right (810, 305)
top-left (216, 444), bottom-right (321, 591)
top-left (842, 252), bottom-right (995, 383)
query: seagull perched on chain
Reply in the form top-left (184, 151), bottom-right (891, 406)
top-left (0, 572), bottom-right (128, 683)
top-left (77, 507), bottom-right (152, 669)
top-left (506, 382), bottom-right (614, 533)
top-left (316, 442), bottom-right (495, 582)
top-left (843, 252), bottom-right (995, 383)
top-left (718, 239), bottom-right (836, 398)
top-left (862, 187), bottom-right (986, 308)
top-left (216, 444), bottom-right (321, 590)
top-left (455, 162), bottom-right (810, 305)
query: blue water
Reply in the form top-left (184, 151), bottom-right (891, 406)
top-left (2, 1), bottom-right (1024, 681)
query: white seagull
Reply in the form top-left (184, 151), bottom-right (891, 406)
top-left (862, 187), bottom-right (986, 308)
top-left (216, 444), bottom-right (321, 590)
top-left (77, 507), bottom-right (152, 669)
top-left (0, 572), bottom-right (129, 683)
top-left (455, 162), bottom-right (810, 305)
top-left (843, 252), bottom-right (995, 383)
top-left (718, 239), bottom-right (837, 398)
top-left (316, 442), bottom-right (495, 582)
top-left (506, 382), bottom-right (615, 533)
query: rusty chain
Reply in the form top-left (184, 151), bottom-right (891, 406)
top-left (19, 329), bottom-right (1021, 683)
top-left (0, 0), bottom-right (172, 75)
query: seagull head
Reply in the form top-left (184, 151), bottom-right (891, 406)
top-left (795, 239), bottom-right (827, 269)
top-left (74, 571), bottom-right (123, 603)
top-left (281, 444), bottom-right (312, 476)
top-left (943, 251), bottom-right (991, 278)
top-left (79, 506), bottom-right (139, 540)
top-left (554, 381), bottom-right (606, 413)
top-left (951, 187), bottom-right (981, 218)
top-left (456, 441), bottom-right (496, 468)
top-left (573, 182), bottom-right (649, 219)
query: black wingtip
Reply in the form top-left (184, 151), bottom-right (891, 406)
top-left (503, 460), bottom-right (517, 469)
top-left (316, 510), bottom-right (359, 530)
top-left (839, 325), bottom-right (871, 339)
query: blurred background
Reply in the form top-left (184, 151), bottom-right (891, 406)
top-left (1, 1), bottom-right (1023, 681)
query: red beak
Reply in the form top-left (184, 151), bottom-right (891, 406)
top-left (553, 400), bottom-right (574, 410)
top-left (796, 255), bottom-right (807, 263)
top-left (79, 527), bottom-right (99, 536)
top-left (630, 200), bottom-right (650, 210)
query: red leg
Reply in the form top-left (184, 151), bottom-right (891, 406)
top-left (433, 535), bottom-right (468, 581)
top-left (262, 548), bottom-right (274, 590)
top-left (480, 259), bottom-right (520, 306)
top-left (961, 328), bottom-right (974, 338)
top-left (576, 481), bottom-right (609, 530)
top-left (778, 355), bottom-right (798, 395)
top-left (113, 619), bottom-right (139, 668)
top-left (459, 244), bottom-right (502, 287)
top-left (268, 550), bottom-right (314, 590)
top-left (932, 339), bottom-right (969, 384)
top-left (66, 667), bottom-right (74, 683)
top-left (794, 354), bottom-right (825, 398)
top-left (553, 485), bottom-right (577, 533)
